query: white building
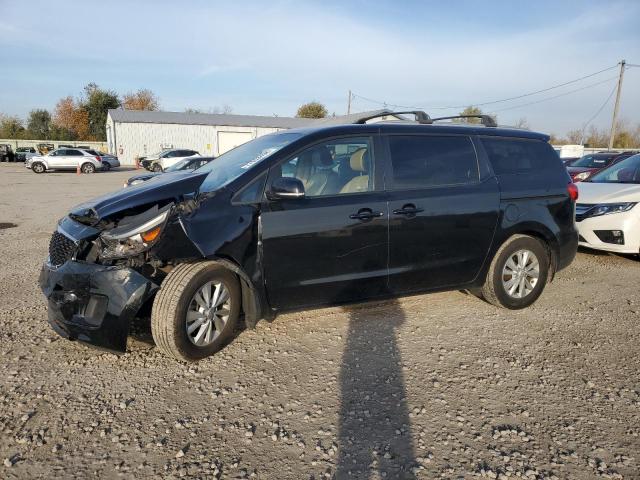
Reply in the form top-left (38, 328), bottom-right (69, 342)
top-left (105, 110), bottom-right (314, 165)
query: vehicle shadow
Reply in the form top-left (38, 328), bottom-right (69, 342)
top-left (336, 298), bottom-right (417, 478)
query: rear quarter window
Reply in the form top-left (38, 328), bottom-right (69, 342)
top-left (480, 137), bottom-right (561, 175)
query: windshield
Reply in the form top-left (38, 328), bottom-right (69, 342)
top-left (197, 132), bottom-right (304, 191)
top-left (587, 154), bottom-right (640, 184)
top-left (571, 154), bottom-right (616, 168)
top-left (165, 158), bottom-right (192, 172)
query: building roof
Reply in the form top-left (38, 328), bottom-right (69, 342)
top-left (108, 109), bottom-right (315, 129)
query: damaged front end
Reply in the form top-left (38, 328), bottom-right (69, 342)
top-left (39, 174), bottom-right (207, 352)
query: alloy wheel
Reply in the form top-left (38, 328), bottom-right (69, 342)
top-left (185, 282), bottom-right (231, 347)
top-left (501, 249), bottom-right (539, 299)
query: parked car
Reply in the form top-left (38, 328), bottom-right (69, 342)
top-left (561, 156), bottom-right (580, 166)
top-left (125, 156), bottom-right (214, 187)
top-left (567, 152), bottom-right (630, 182)
top-left (15, 147), bottom-right (38, 163)
top-left (0, 144), bottom-right (14, 162)
top-left (140, 149), bottom-right (200, 172)
top-left (26, 148), bottom-right (103, 173)
top-left (39, 112), bottom-right (578, 361)
top-left (575, 153), bottom-right (640, 255)
top-left (81, 149), bottom-right (120, 170)
top-left (98, 151), bottom-right (121, 169)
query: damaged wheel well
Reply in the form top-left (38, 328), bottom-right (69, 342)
top-left (136, 256), bottom-right (267, 329)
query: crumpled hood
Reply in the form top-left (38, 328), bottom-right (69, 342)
top-left (577, 182), bottom-right (640, 204)
top-left (70, 171), bottom-right (209, 224)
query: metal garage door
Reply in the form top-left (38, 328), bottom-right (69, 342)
top-left (217, 131), bottom-right (254, 155)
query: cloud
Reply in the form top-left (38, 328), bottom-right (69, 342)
top-left (1, 0), bottom-right (638, 134)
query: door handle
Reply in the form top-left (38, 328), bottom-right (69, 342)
top-left (392, 205), bottom-right (424, 216)
top-left (349, 209), bottom-right (384, 221)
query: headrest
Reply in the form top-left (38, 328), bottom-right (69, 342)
top-left (311, 147), bottom-right (333, 167)
top-left (350, 148), bottom-right (368, 172)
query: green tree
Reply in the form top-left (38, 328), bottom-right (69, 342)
top-left (296, 101), bottom-right (327, 119)
top-left (0, 115), bottom-right (26, 139)
top-left (80, 83), bottom-right (120, 140)
top-left (27, 109), bottom-right (52, 139)
top-left (457, 106), bottom-right (483, 124)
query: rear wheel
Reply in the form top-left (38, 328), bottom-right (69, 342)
top-left (31, 162), bottom-right (45, 173)
top-left (102, 162), bottom-right (111, 171)
top-left (151, 262), bottom-right (241, 362)
top-left (481, 234), bottom-right (550, 309)
top-left (81, 162), bottom-right (96, 174)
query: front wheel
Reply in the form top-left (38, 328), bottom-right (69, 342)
top-left (31, 162), bottom-right (46, 173)
top-left (152, 163), bottom-right (163, 173)
top-left (481, 234), bottom-right (550, 309)
top-left (81, 162), bottom-right (96, 174)
top-left (151, 262), bottom-right (241, 362)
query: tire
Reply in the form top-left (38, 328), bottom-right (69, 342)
top-left (81, 162), bottom-right (96, 174)
top-left (152, 163), bottom-right (163, 173)
top-left (151, 262), bottom-right (241, 362)
top-left (31, 162), bottom-right (46, 174)
top-left (102, 162), bottom-right (111, 171)
top-left (481, 234), bottom-right (550, 309)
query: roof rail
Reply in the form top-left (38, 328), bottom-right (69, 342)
top-left (353, 110), bottom-right (432, 124)
top-left (429, 115), bottom-right (498, 127)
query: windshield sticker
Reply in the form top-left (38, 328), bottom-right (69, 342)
top-left (240, 148), bottom-right (278, 169)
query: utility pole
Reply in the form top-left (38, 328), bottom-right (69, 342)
top-left (347, 90), bottom-right (352, 115)
top-left (608, 60), bottom-right (626, 150)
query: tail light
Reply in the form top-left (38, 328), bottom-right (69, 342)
top-left (95, 156), bottom-right (101, 162)
top-left (567, 182), bottom-right (578, 201)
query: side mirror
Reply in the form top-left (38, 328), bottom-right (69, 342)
top-left (267, 177), bottom-right (305, 200)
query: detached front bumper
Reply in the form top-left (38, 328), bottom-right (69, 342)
top-left (39, 260), bottom-right (159, 352)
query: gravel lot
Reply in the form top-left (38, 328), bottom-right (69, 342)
top-left (0, 163), bottom-right (639, 479)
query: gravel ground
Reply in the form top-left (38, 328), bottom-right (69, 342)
top-left (0, 163), bottom-right (639, 479)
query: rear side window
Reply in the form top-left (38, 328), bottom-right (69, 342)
top-left (67, 149), bottom-right (83, 156)
top-left (481, 137), bottom-right (559, 174)
top-left (388, 135), bottom-right (479, 189)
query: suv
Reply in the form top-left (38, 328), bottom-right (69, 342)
top-left (140, 149), bottom-right (200, 172)
top-left (39, 112), bottom-right (578, 361)
top-left (15, 147), bottom-right (37, 162)
top-left (27, 148), bottom-right (103, 173)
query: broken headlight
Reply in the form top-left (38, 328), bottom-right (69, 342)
top-left (99, 208), bottom-right (169, 259)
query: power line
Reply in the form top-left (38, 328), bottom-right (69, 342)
top-left (351, 63), bottom-right (621, 111)
top-left (487, 76), bottom-right (619, 114)
top-left (579, 83), bottom-right (618, 143)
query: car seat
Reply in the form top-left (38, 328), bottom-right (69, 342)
top-left (340, 148), bottom-right (370, 193)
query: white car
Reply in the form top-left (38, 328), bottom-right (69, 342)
top-left (26, 148), bottom-right (104, 174)
top-left (576, 154), bottom-right (640, 255)
top-left (147, 149), bottom-right (200, 172)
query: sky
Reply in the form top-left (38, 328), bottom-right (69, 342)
top-left (0, 0), bottom-right (638, 136)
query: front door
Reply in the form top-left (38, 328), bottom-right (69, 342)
top-left (48, 149), bottom-right (69, 168)
top-left (385, 134), bottom-right (500, 293)
top-left (261, 135), bottom-right (389, 310)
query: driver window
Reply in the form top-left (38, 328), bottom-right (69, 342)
top-left (276, 137), bottom-right (373, 197)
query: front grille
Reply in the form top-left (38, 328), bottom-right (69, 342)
top-left (48, 231), bottom-right (76, 267)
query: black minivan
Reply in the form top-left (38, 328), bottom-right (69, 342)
top-left (40, 112), bottom-right (578, 361)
